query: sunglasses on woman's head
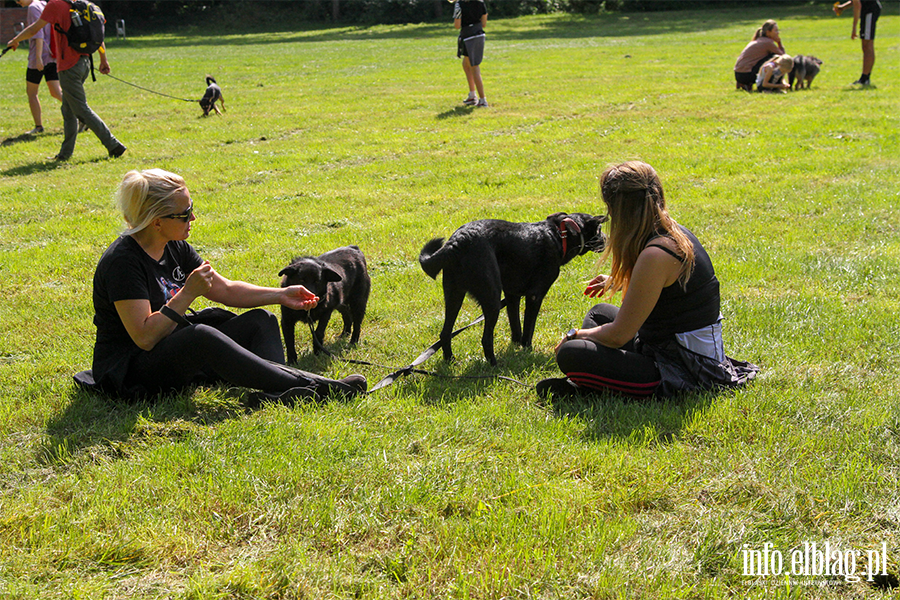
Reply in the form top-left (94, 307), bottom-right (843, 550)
top-left (163, 204), bottom-right (193, 222)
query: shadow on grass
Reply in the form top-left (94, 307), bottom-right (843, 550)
top-left (1, 159), bottom-right (70, 178)
top-left (107, 6), bottom-right (838, 51)
top-left (402, 348), bottom-right (546, 405)
top-left (436, 105), bottom-right (476, 119)
top-left (291, 337), bottom-right (550, 404)
top-left (841, 85), bottom-right (879, 92)
top-left (39, 385), bottom-right (251, 467)
top-left (1, 132), bottom-right (39, 148)
top-left (548, 387), bottom-right (718, 445)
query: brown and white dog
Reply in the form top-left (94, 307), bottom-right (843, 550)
top-left (199, 76), bottom-right (225, 116)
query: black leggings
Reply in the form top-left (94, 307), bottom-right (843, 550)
top-left (127, 309), bottom-right (335, 395)
top-left (555, 303), bottom-right (660, 398)
top-left (734, 54), bottom-right (775, 87)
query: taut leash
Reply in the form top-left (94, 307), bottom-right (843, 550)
top-left (103, 72), bottom-right (198, 103)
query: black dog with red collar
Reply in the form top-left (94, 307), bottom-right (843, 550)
top-left (419, 212), bottom-right (607, 365)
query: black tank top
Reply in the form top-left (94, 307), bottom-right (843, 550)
top-left (638, 226), bottom-right (721, 343)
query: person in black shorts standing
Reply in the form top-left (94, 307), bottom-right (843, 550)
top-left (453, 0), bottom-right (488, 107)
top-left (15, 0), bottom-right (62, 134)
top-left (834, 0), bottom-right (882, 86)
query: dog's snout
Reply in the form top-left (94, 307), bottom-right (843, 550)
top-left (588, 232), bottom-right (607, 252)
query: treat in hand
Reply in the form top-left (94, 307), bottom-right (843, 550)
top-left (833, 2), bottom-right (845, 16)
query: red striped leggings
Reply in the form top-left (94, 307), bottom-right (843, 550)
top-left (555, 303), bottom-right (660, 398)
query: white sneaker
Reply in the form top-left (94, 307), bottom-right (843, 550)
top-left (26, 126), bottom-right (44, 135)
top-left (475, 98), bottom-right (489, 108)
top-left (463, 97), bottom-right (476, 106)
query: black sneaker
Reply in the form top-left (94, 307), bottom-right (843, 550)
top-left (48, 154), bottom-right (69, 162)
top-left (340, 374), bottom-right (368, 395)
top-left (318, 374), bottom-right (367, 400)
top-left (463, 97), bottom-right (477, 106)
top-left (535, 377), bottom-right (581, 399)
top-left (244, 386), bottom-right (320, 407)
top-left (109, 143), bottom-right (127, 158)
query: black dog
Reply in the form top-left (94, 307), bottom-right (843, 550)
top-left (279, 246), bottom-right (371, 363)
top-left (789, 55), bottom-right (823, 90)
top-left (199, 76), bottom-right (225, 116)
top-left (419, 212), bottom-right (607, 366)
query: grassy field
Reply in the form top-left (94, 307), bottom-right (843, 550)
top-left (1, 4), bottom-right (898, 598)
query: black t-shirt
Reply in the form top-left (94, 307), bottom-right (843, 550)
top-left (638, 226), bottom-right (721, 343)
top-left (860, 1), bottom-right (881, 14)
top-left (454, 1), bottom-right (486, 31)
top-left (91, 235), bottom-right (203, 390)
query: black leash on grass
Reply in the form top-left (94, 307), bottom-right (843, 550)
top-left (304, 299), bottom-right (529, 392)
top-left (103, 73), bottom-right (198, 103)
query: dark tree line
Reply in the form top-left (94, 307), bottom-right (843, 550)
top-left (5, 0), bottom-right (837, 29)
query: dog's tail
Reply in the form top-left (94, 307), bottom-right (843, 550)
top-left (206, 75), bottom-right (217, 86)
top-left (419, 237), bottom-right (446, 279)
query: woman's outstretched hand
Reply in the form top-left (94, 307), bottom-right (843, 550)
top-left (281, 285), bottom-right (319, 311)
top-left (584, 274), bottom-right (609, 298)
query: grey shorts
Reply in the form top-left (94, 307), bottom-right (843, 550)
top-left (458, 33), bottom-right (485, 66)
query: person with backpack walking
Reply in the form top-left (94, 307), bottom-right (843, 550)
top-left (6, 0), bottom-right (126, 161)
top-left (15, 0), bottom-right (62, 135)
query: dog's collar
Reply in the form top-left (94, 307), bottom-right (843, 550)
top-left (558, 217), bottom-right (584, 258)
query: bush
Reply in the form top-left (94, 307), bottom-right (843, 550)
top-left (97, 0), bottom-right (844, 27)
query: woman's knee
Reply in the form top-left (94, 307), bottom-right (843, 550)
top-left (241, 308), bottom-right (278, 328)
top-left (556, 339), bottom-right (605, 375)
top-left (583, 303), bottom-right (618, 328)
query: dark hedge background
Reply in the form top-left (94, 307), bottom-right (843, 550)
top-left (3, 0), bottom-right (839, 31)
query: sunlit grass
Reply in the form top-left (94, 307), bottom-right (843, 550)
top-left (0, 5), bottom-right (898, 598)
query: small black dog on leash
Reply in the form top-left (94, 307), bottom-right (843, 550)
top-left (199, 76), bottom-right (225, 116)
top-left (279, 246), bottom-right (371, 363)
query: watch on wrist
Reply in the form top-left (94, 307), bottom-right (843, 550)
top-left (565, 328), bottom-right (578, 341)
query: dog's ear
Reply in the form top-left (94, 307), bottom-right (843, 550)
top-left (561, 216), bottom-right (582, 235)
top-left (596, 214), bottom-right (608, 223)
top-left (278, 265), bottom-right (298, 277)
top-left (322, 268), bottom-right (342, 283)
top-left (546, 212), bottom-right (568, 225)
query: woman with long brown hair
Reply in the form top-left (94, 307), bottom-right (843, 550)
top-left (538, 161), bottom-right (758, 399)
